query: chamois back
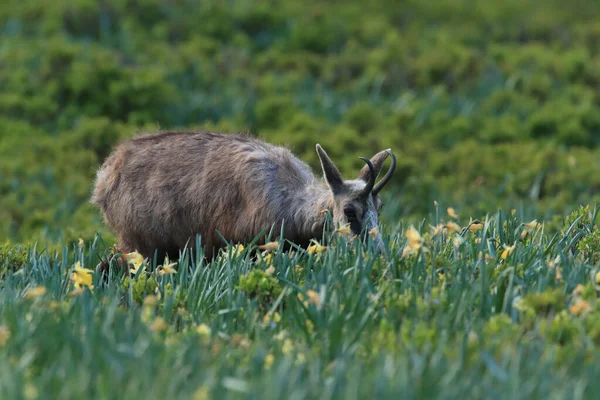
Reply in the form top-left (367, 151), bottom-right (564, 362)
top-left (92, 131), bottom-right (321, 259)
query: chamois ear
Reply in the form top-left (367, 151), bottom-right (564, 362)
top-left (316, 144), bottom-right (344, 194)
top-left (358, 149), bottom-right (390, 183)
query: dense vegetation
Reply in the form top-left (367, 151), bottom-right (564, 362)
top-left (2, 0), bottom-right (600, 398)
top-left (2, 0), bottom-right (600, 244)
top-left (2, 207), bottom-right (600, 398)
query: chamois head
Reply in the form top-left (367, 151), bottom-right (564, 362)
top-left (315, 144), bottom-right (396, 250)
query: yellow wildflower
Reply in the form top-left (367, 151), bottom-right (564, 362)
top-left (406, 227), bottom-right (422, 247)
top-left (150, 317), bottom-right (168, 332)
top-left (335, 224), bottom-right (352, 235)
top-left (453, 235), bottom-right (464, 248)
top-left (468, 220), bottom-right (483, 232)
top-left (569, 299), bottom-right (591, 316)
top-left (159, 262), bottom-right (177, 276)
top-left (0, 325), bottom-right (9, 346)
top-left (445, 221), bottom-right (461, 234)
top-left (78, 238), bottom-right (84, 249)
top-left (264, 354), bottom-right (275, 370)
top-left (68, 288), bottom-right (85, 298)
top-left (402, 226), bottom-right (423, 257)
top-left (263, 252), bottom-right (274, 266)
top-left (124, 251), bottom-right (145, 274)
top-left (231, 244), bottom-right (245, 258)
top-left (274, 330), bottom-right (287, 342)
top-left (70, 262), bottom-right (93, 289)
top-left (430, 224), bottom-right (444, 236)
top-left (144, 295), bottom-right (158, 307)
top-left (501, 244), bottom-right (515, 259)
top-left (369, 227), bottom-right (378, 239)
top-left (524, 220), bottom-right (538, 230)
top-left (263, 312), bottom-right (282, 325)
top-left (196, 323), bottom-right (212, 338)
top-left (307, 240), bottom-right (327, 254)
top-left (521, 220), bottom-right (539, 240)
top-left (447, 207), bottom-right (459, 219)
top-left (124, 251), bottom-right (144, 267)
top-left (265, 265), bottom-right (276, 275)
top-left (282, 338), bottom-right (294, 355)
top-left (306, 290), bottom-right (321, 306)
top-left (555, 267), bottom-right (563, 282)
top-left (259, 241), bottom-right (279, 251)
top-left (24, 286), bottom-right (47, 299)
top-left (297, 293), bottom-right (309, 307)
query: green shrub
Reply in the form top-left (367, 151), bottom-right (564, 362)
top-left (237, 269), bottom-right (283, 309)
top-left (1, 0), bottom-right (600, 243)
top-left (0, 243), bottom-right (27, 275)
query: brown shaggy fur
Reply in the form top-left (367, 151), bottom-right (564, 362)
top-left (91, 131), bottom-right (394, 261)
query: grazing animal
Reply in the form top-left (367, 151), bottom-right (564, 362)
top-left (91, 131), bottom-right (396, 261)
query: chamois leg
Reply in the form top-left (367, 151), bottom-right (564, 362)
top-left (95, 238), bottom-right (134, 275)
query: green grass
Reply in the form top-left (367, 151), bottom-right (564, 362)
top-left (2, 205), bottom-right (600, 399)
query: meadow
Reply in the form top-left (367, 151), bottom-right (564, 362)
top-left (2, 0), bottom-right (600, 398)
top-left (2, 206), bottom-right (600, 399)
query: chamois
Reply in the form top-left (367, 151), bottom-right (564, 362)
top-left (91, 131), bottom-right (396, 261)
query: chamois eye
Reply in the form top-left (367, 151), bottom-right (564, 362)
top-left (344, 206), bottom-right (357, 220)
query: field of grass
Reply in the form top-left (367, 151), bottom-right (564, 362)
top-left (2, 205), bottom-right (600, 398)
top-left (3, 0), bottom-right (600, 398)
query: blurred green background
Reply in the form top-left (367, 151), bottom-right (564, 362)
top-left (1, 0), bottom-right (600, 245)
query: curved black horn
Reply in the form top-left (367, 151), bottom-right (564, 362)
top-left (372, 150), bottom-right (396, 195)
top-left (359, 157), bottom-right (376, 196)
